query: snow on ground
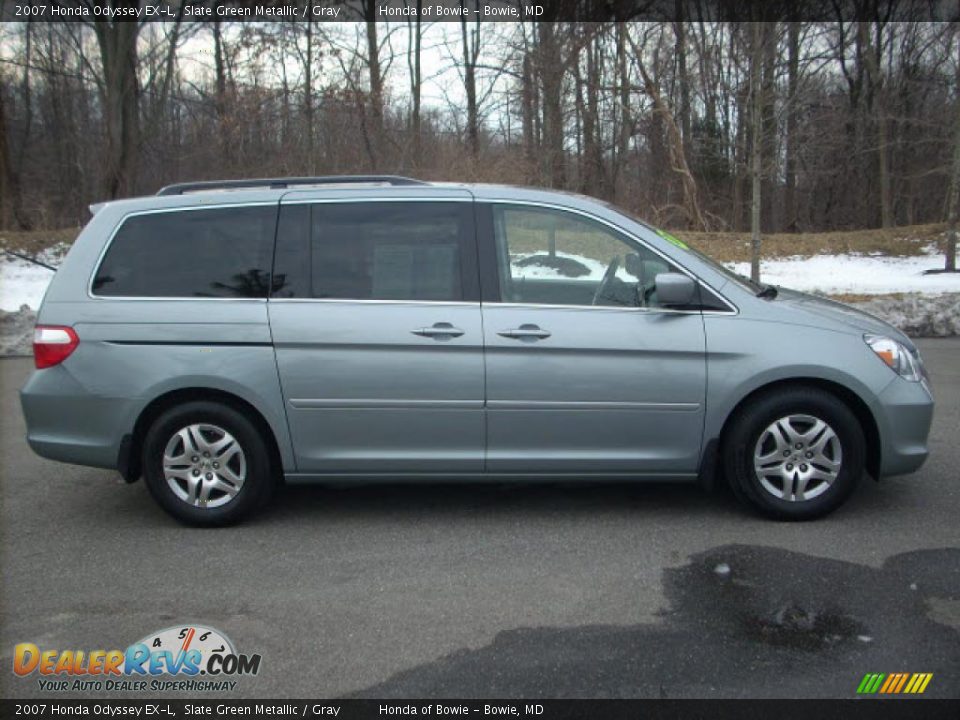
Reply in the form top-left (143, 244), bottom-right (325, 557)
top-left (0, 258), bottom-right (56, 311)
top-left (0, 243), bottom-right (68, 311)
top-left (724, 248), bottom-right (960, 295)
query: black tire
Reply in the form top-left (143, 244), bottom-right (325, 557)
top-left (722, 387), bottom-right (865, 520)
top-left (142, 401), bottom-right (277, 526)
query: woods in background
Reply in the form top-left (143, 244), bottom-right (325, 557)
top-left (0, 2), bottom-right (958, 240)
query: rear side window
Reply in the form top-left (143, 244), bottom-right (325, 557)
top-left (272, 201), bottom-right (476, 302)
top-left (92, 205), bottom-right (277, 298)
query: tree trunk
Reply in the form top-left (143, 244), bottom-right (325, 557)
top-left (304, 13), bottom-right (315, 173)
top-left (521, 40), bottom-right (536, 178)
top-left (614, 24), bottom-right (631, 200)
top-left (0, 88), bottom-right (31, 230)
top-left (761, 21), bottom-right (777, 231)
top-left (538, 22), bottom-right (565, 188)
top-left (784, 20), bottom-right (800, 231)
top-left (407, 7), bottom-right (422, 168)
top-left (93, 15), bottom-right (141, 198)
top-left (632, 35), bottom-right (707, 231)
top-left (583, 34), bottom-right (603, 197)
top-left (945, 37), bottom-right (960, 272)
top-left (364, 6), bottom-right (384, 168)
top-left (750, 22), bottom-right (764, 283)
top-left (460, 8), bottom-right (479, 158)
top-left (673, 7), bottom-right (691, 155)
top-left (573, 51), bottom-right (585, 191)
top-left (860, 21), bottom-right (893, 227)
top-left (211, 17), bottom-right (233, 170)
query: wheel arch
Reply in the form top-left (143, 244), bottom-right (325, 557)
top-left (122, 387), bottom-right (285, 484)
top-left (715, 377), bottom-right (881, 481)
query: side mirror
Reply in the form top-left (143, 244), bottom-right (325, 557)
top-left (655, 272), bottom-right (697, 307)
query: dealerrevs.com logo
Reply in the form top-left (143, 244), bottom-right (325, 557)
top-left (13, 625), bottom-right (262, 693)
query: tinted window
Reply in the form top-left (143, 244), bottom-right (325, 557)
top-left (492, 205), bottom-right (681, 308)
top-left (93, 206), bottom-right (277, 298)
top-left (281, 202), bottom-right (470, 302)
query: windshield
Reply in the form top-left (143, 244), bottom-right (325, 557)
top-left (605, 205), bottom-right (765, 294)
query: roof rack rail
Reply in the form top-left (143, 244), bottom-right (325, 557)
top-left (156, 175), bottom-right (429, 196)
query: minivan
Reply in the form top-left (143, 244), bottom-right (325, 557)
top-left (20, 176), bottom-right (934, 525)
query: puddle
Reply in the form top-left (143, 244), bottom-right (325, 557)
top-left (351, 545), bottom-right (960, 698)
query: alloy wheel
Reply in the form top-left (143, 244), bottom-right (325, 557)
top-left (753, 414), bottom-right (842, 502)
top-left (162, 423), bottom-right (247, 508)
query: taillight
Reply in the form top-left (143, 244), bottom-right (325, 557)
top-left (33, 326), bottom-right (79, 369)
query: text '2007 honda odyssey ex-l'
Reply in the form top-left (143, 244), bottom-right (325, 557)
top-left (20, 176), bottom-right (934, 525)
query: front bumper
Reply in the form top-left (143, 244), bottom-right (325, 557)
top-left (874, 375), bottom-right (934, 477)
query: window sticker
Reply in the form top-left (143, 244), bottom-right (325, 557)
top-left (655, 228), bottom-right (690, 251)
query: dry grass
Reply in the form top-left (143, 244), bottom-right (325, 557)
top-left (0, 227), bottom-right (81, 256)
top-left (672, 223), bottom-right (947, 263)
top-left (826, 292), bottom-right (907, 304)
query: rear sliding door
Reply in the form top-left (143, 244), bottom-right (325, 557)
top-left (268, 195), bottom-right (485, 474)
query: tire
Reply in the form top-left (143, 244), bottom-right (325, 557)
top-left (142, 401), bottom-right (277, 526)
top-left (723, 387), bottom-right (865, 520)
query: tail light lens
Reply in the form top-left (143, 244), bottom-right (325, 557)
top-left (33, 326), bottom-right (79, 369)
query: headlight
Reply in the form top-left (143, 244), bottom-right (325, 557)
top-left (864, 334), bottom-right (923, 381)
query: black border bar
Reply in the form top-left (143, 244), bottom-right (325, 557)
top-left (3, 699), bottom-right (960, 720)
top-left (3, 0), bottom-right (958, 24)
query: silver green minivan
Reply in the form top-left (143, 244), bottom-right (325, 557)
top-left (20, 176), bottom-right (934, 525)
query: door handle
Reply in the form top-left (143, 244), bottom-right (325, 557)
top-left (497, 324), bottom-right (552, 340)
top-left (412, 322), bottom-right (465, 339)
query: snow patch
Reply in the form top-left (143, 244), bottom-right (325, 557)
top-left (725, 250), bottom-right (960, 295)
top-left (0, 258), bottom-right (56, 311)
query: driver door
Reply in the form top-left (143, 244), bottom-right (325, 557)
top-left (480, 203), bottom-right (707, 475)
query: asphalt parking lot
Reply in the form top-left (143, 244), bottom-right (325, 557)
top-left (1, 340), bottom-right (958, 700)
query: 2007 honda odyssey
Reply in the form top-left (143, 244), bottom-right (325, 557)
top-left (20, 176), bottom-right (934, 525)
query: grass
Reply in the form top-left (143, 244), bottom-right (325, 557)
top-left (826, 292), bottom-right (907, 304)
top-left (0, 227), bottom-right (81, 257)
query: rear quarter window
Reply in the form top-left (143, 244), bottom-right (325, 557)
top-left (92, 205), bottom-right (278, 298)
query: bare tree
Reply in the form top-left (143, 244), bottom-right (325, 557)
top-left (1, 16), bottom-right (956, 234)
top-left (860, 20), bottom-right (893, 228)
top-left (749, 22), bottom-right (765, 283)
top-left (460, 1), bottom-right (480, 157)
top-left (630, 29), bottom-right (707, 231)
top-left (945, 32), bottom-right (960, 272)
top-left (405, 1), bottom-right (423, 168)
top-left (784, 19), bottom-right (800, 231)
top-left (91, 11), bottom-right (141, 198)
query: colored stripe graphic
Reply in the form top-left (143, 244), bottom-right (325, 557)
top-left (893, 673), bottom-right (909, 693)
top-left (857, 673), bottom-right (932, 694)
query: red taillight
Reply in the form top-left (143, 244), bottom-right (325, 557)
top-left (33, 325), bottom-right (79, 369)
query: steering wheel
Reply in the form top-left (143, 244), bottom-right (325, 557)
top-left (591, 256), bottom-right (621, 306)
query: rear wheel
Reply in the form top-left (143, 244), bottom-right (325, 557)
top-left (723, 387), bottom-right (865, 520)
top-left (142, 401), bottom-right (276, 526)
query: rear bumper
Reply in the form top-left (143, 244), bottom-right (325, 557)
top-left (20, 366), bottom-right (133, 471)
top-left (874, 377), bottom-right (934, 477)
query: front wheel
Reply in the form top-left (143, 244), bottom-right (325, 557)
top-left (723, 387), bottom-right (865, 520)
top-left (142, 401), bottom-right (276, 526)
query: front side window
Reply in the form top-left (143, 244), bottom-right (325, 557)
top-left (92, 205), bottom-right (277, 298)
top-left (273, 202), bottom-right (472, 302)
top-left (492, 205), bottom-right (681, 308)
